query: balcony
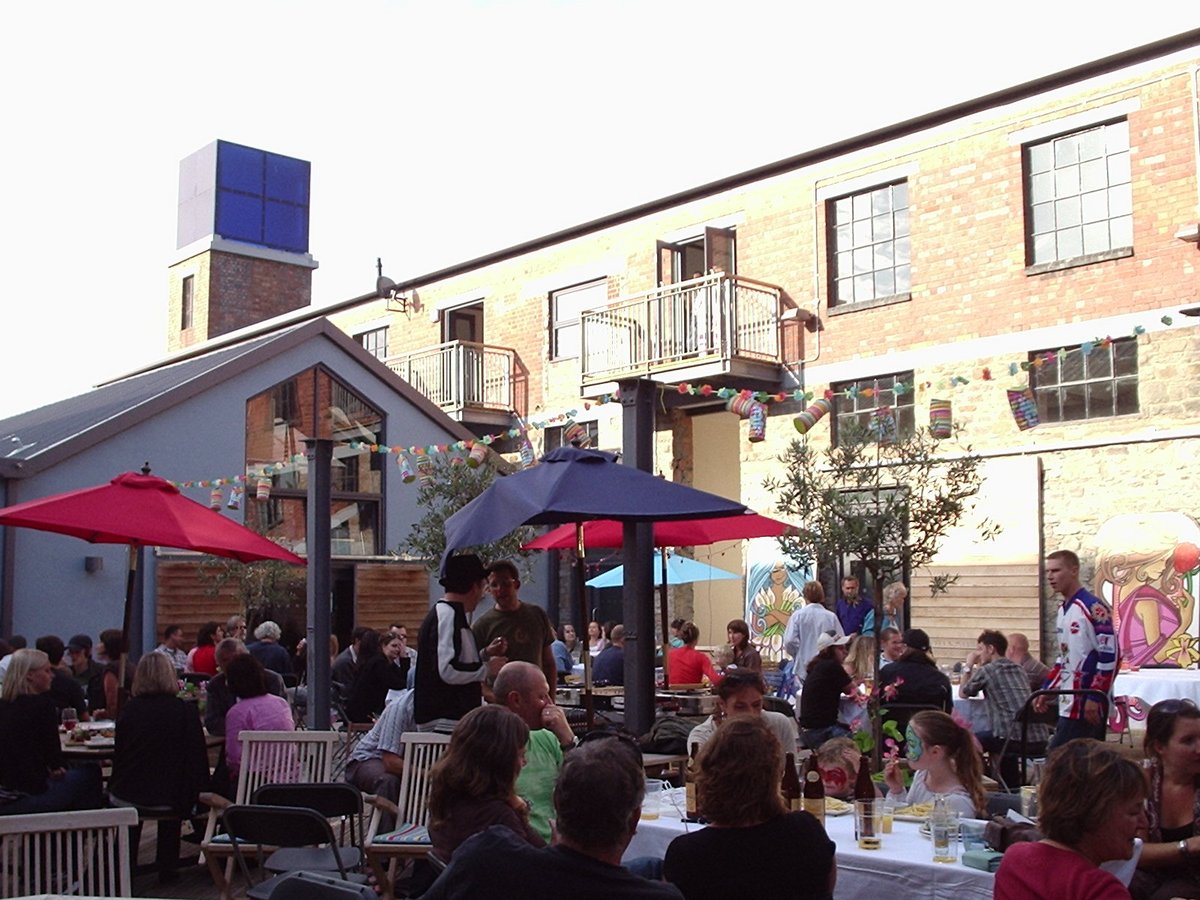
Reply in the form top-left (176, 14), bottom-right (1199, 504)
top-left (580, 272), bottom-right (785, 391)
top-left (384, 340), bottom-right (516, 427)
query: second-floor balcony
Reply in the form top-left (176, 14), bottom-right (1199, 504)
top-left (384, 340), bottom-right (515, 426)
top-left (580, 272), bottom-right (785, 390)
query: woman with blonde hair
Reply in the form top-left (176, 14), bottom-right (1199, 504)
top-left (884, 709), bottom-right (986, 817)
top-left (0, 649), bottom-right (101, 815)
top-left (664, 716), bottom-right (835, 897)
top-left (842, 634), bottom-right (876, 680)
top-left (428, 704), bottom-right (544, 861)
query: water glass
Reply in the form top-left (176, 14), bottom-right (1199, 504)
top-left (960, 819), bottom-right (987, 852)
top-left (641, 779), bottom-right (663, 820)
top-left (1020, 784), bottom-right (1039, 819)
top-left (930, 809), bottom-right (960, 863)
top-left (854, 798), bottom-right (882, 849)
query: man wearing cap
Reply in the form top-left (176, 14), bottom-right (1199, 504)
top-left (66, 634), bottom-right (103, 693)
top-left (797, 630), bottom-right (857, 750)
top-left (414, 554), bottom-right (508, 733)
top-left (878, 628), bottom-right (953, 715)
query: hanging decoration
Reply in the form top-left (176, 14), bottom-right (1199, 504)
top-left (929, 399), bottom-right (953, 439)
top-left (563, 419), bottom-right (591, 448)
top-left (467, 442), bottom-right (489, 468)
top-left (209, 487), bottom-right (222, 511)
top-left (1007, 388), bottom-right (1040, 431)
top-left (226, 486), bottom-right (242, 510)
top-left (415, 452), bottom-right (434, 485)
top-left (397, 454), bottom-right (416, 483)
top-left (747, 402), bottom-right (767, 442)
top-left (255, 476), bottom-right (271, 501)
top-left (870, 406), bottom-right (898, 444)
top-left (794, 398), bottom-right (832, 434)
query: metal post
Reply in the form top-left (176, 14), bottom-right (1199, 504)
top-left (305, 438), bottom-right (333, 730)
top-left (620, 378), bottom-right (657, 737)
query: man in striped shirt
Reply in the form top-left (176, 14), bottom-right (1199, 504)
top-left (1034, 550), bottom-right (1117, 749)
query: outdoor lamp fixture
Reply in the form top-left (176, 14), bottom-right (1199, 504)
top-left (376, 258), bottom-right (416, 314)
top-left (1179, 306), bottom-right (1200, 317)
top-left (84, 556), bottom-right (103, 573)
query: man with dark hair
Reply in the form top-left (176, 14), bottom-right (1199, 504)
top-left (421, 739), bottom-right (683, 899)
top-left (472, 560), bottom-right (557, 691)
top-left (1035, 549), bottom-right (1117, 748)
top-left (66, 633), bottom-right (103, 692)
top-left (960, 629), bottom-right (1048, 785)
top-left (155, 624), bottom-right (188, 673)
top-left (879, 626), bottom-right (903, 666)
top-left (835, 575), bottom-right (869, 637)
top-left (592, 624), bottom-right (625, 685)
top-left (332, 625), bottom-right (370, 693)
top-left (414, 554), bottom-right (507, 732)
top-left (35, 634), bottom-right (88, 718)
top-left (388, 623), bottom-right (418, 663)
top-left (204, 638), bottom-right (287, 736)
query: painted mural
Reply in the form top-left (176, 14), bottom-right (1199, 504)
top-left (744, 537), bottom-right (809, 661)
top-left (1095, 512), bottom-right (1200, 670)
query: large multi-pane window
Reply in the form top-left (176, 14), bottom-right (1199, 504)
top-left (831, 371), bottom-right (915, 447)
top-left (245, 366), bottom-right (384, 556)
top-left (1025, 119), bottom-right (1132, 266)
top-left (551, 279), bottom-right (607, 360)
top-left (829, 181), bottom-right (910, 307)
top-left (1029, 338), bottom-right (1138, 423)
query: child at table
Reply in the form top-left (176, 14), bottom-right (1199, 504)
top-left (883, 710), bottom-right (985, 818)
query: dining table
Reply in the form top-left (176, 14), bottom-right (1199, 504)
top-left (1113, 667), bottom-right (1200, 721)
top-left (624, 787), bottom-right (995, 900)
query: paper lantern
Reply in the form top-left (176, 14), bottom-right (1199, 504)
top-left (416, 452), bottom-right (434, 486)
top-left (1007, 388), bottom-right (1040, 431)
top-left (563, 420), bottom-right (590, 448)
top-left (793, 398), bottom-right (832, 434)
top-left (870, 407), bottom-right (897, 444)
top-left (518, 436), bottom-right (536, 469)
top-left (255, 476), bottom-right (271, 501)
top-left (209, 487), bottom-right (223, 510)
top-left (467, 443), bottom-right (489, 468)
top-left (397, 454), bottom-right (416, 483)
top-left (226, 486), bottom-right (242, 510)
top-left (726, 393), bottom-right (757, 419)
top-left (747, 403), bottom-right (767, 442)
top-left (929, 399), bottom-right (952, 439)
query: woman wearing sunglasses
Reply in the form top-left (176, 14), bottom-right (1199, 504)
top-left (1131, 698), bottom-right (1200, 899)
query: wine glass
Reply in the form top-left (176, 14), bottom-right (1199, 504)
top-left (61, 707), bottom-right (79, 732)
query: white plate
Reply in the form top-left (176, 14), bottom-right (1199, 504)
top-left (84, 737), bottom-right (115, 747)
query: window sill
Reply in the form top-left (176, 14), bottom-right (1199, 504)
top-left (1024, 247), bottom-right (1133, 276)
top-left (827, 293), bottom-right (912, 317)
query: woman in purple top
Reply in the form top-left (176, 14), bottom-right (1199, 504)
top-left (223, 654), bottom-right (294, 784)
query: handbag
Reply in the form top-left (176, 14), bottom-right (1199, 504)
top-left (984, 814), bottom-right (1042, 851)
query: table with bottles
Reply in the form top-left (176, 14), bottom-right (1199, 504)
top-left (624, 784), bottom-right (995, 900)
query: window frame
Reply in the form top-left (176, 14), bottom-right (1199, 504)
top-left (355, 326), bottom-right (389, 361)
top-left (830, 371), bottom-right (916, 448)
top-left (550, 278), bottom-right (607, 361)
top-left (180, 275), bottom-right (194, 331)
top-left (1028, 337), bottom-right (1138, 423)
top-left (827, 180), bottom-right (911, 309)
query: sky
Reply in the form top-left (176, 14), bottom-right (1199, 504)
top-left (0, 1), bottom-right (1197, 420)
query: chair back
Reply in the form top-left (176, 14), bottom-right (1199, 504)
top-left (0, 807), bottom-right (138, 898)
top-left (252, 782), bottom-right (365, 849)
top-left (222, 805), bottom-right (349, 885)
top-left (236, 730), bottom-right (340, 803)
top-left (393, 732), bottom-right (452, 830)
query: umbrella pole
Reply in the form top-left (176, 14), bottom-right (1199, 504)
top-left (576, 523), bottom-right (594, 731)
top-left (117, 543), bottom-right (138, 713)
top-left (659, 550), bottom-right (670, 689)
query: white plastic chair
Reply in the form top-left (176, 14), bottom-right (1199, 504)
top-left (0, 806), bottom-right (139, 898)
top-left (365, 732), bottom-right (452, 900)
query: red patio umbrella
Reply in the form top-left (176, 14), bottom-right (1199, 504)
top-left (523, 511), bottom-right (796, 686)
top-left (0, 469), bottom-right (305, 694)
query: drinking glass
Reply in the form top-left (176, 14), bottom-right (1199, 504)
top-left (854, 798), bottom-right (882, 849)
top-left (641, 779), bottom-right (663, 820)
top-left (930, 809), bottom-right (960, 863)
top-left (1020, 785), bottom-right (1039, 819)
top-left (61, 707), bottom-right (78, 732)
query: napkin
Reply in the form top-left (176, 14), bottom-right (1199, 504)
top-left (962, 848), bottom-right (1003, 873)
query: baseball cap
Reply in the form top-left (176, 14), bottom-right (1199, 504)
top-left (439, 553), bottom-right (489, 591)
top-left (67, 634), bottom-right (93, 652)
top-left (816, 631), bottom-right (852, 654)
top-left (901, 628), bottom-right (931, 653)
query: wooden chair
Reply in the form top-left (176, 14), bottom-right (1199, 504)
top-left (364, 732), bottom-right (452, 900)
top-left (201, 730), bottom-right (341, 900)
top-left (0, 806), bottom-right (139, 898)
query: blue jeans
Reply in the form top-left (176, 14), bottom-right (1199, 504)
top-left (800, 724), bottom-right (851, 751)
top-left (0, 765), bottom-right (103, 816)
top-left (625, 856), bottom-right (664, 880)
top-left (1048, 715), bottom-right (1105, 750)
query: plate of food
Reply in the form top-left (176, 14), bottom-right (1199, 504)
top-left (824, 797), bottom-right (853, 816)
top-left (892, 802), bottom-right (934, 822)
top-left (84, 736), bottom-right (115, 748)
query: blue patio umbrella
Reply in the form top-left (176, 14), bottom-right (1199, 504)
top-left (442, 446), bottom-right (747, 731)
top-left (586, 551), bottom-right (739, 588)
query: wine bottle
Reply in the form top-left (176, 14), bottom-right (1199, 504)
top-left (802, 752), bottom-right (825, 827)
top-left (782, 751), bottom-right (802, 813)
top-left (685, 742), bottom-right (699, 819)
top-left (854, 751), bottom-right (875, 800)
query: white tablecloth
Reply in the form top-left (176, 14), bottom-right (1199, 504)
top-left (1113, 668), bottom-right (1200, 721)
top-left (625, 788), bottom-right (994, 900)
top-left (952, 696), bottom-right (990, 733)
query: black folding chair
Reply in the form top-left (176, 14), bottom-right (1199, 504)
top-left (250, 782), bottom-right (366, 866)
top-left (996, 688), bottom-right (1111, 790)
top-left (222, 805), bottom-right (368, 900)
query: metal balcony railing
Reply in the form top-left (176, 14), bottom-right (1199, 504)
top-left (384, 340), bottom-right (514, 413)
top-left (580, 273), bottom-right (782, 385)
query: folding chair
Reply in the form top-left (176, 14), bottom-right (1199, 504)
top-left (0, 807), bottom-right (139, 898)
top-left (223, 805), bottom-right (369, 900)
top-left (996, 688), bottom-right (1110, 790)
top-left (364, 732), bottom-right (452, 900)
top-left (251, 782), bottom-right (366, 864)
top-left (202, 730), bottom-right (341, 900)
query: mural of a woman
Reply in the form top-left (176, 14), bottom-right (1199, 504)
top-left (1095, 512), bottom-right (1200, 669)
top-left (744, 538), bottom-right (808, 661)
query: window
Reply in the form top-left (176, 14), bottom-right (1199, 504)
top-left (1030, 338), bottom-right (1138, 422)
top-left (831, 371), bottom-right (915, 446)
top-left (551, 279), bottom-right (607, 360)
top-left (356, 326), bottom-right (388, 361)
top-left (180, 275), bottom-right (194, 331)
top-left (245, 366), bottom-right (385, 556)
top-left (1025, 119), bottom-right (1132, 266)
top-left (829, 182), bottom-right (910, 307)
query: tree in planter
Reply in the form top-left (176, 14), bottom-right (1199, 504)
top-left (196, 556), bottom-right (308, 638)
top-left (401, 455), bottom-right (536, 577)
top-left (764, 419), bottom-right (998, 763)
